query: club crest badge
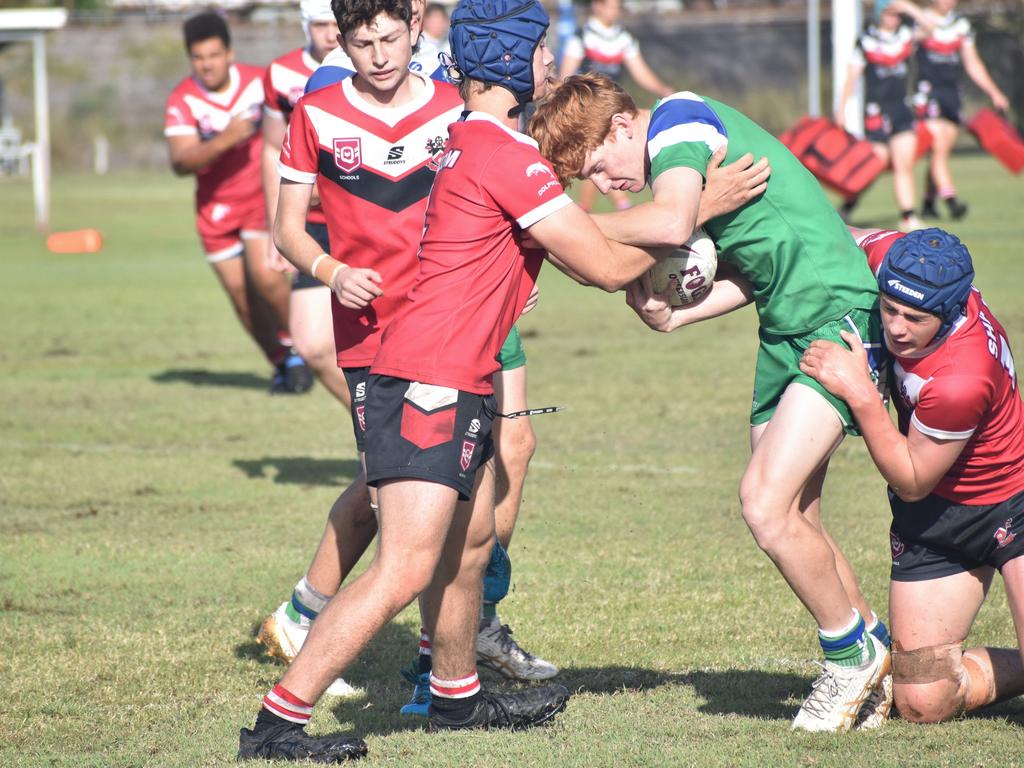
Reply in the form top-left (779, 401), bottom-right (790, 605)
top-left (334, 137), bottom-right (362, 173)
top-left (994, 519), bottom-right (1016, 549)
top-left (460, 439), bottom-right (475, 471)
top-left (890, 532), bottom-right (905, 560)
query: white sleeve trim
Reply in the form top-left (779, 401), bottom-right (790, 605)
top-left (164, 126), bottom-right (197, 137)
top-left (648, 123), bottom-right (727, 162)
top-left (911, 411), bottom-right (976, 441)
top-left (278, 161), bottom-right (317, 184)
top-left (517, 193), bottom-right (573, 229)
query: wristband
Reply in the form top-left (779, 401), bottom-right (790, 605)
top-left (328, 262), bottom-right (347, 287)
top-left (310, 253), bottom-right (331, 282)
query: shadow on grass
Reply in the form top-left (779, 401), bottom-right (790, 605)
top-left (151, 368), bottom-right (269, 390)
top-left (320, 659), bottom-right (804, 737)
top-left (233, 457), bottom-right (362, 486)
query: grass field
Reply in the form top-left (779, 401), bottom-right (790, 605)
top-left (2, 156), bottom-right (1023, 767)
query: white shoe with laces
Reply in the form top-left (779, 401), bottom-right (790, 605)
top-left (256, 602), bottom-right (362, 698)
top-left (476, 616), bottom-right (559, 681)
top-left (792, 634), bottom-right (891, 733)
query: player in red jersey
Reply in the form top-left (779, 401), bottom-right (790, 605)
top-left (801, 227), bottom-right (1024, 724)
top-left (262, 0), bottom-right (352, 405)
top-left (165, 12), bottom-right (309, 393)
top-left (238, 0), bottom-right (670, 758)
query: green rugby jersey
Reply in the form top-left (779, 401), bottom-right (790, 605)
top-left (647, 92), bottom-right (877, 335)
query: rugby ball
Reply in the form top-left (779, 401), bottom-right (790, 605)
top-left (648, 228), bottom-right (718, 307)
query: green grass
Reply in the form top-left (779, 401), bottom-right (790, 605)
top-left (1, 157), bottom-right (1023, 767)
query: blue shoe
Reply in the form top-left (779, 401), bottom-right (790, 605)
top-left (399, 670), bottom-right (431, 717)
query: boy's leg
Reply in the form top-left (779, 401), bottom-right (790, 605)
top-left (744, 382), bottom-right (889, 731)
top-left (280, 478), bottom-right (460, 702)
top-left (289, 284), bottom-right (352, 405)
top-left (743, 383), bottom-right (854, 629)
top-left (890, 568), bottom-right (992, 722)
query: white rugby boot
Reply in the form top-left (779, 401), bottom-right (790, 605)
top-left (792, 634), bottom-right (891, 733)
top-left (476, 616), bottom-right (559, 681)
top-left (854, 671), bottom-right (894, 730)
top-left (256, 602), bottom-right (362, 698)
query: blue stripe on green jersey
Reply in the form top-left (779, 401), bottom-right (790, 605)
top-left (647, 92), bottom-right (729, 183)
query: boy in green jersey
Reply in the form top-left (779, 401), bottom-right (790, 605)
top-left (530, 72), bottom-right (892, 732)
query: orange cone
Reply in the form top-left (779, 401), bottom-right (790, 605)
top-left (46, 229), bottom-right (103, 254)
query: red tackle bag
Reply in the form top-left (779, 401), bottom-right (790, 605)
top-left (779, 116), bottom-right (887, 198)
top-left (967, 109), bottom-right (1024, 175)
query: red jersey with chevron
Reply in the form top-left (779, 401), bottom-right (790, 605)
top-left (263, 47), bottom-right (326, 225)
top-left (858, 229), bottom-right (1024, 505)
top-left (371, 112), bottom-right (573, 394)
top-left (164, 64), bottom-right (265, 206)
top-left (279, 73), bottom-right (463, 366)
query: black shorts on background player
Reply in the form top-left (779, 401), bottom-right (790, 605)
top-left (292, 221), bottom-right (330, 291)
top-left (865, 100), bottom-right (915, 143)
top-left (363, 375), bottom-right (496, 500)
top-left (889, 488), bottom-right (1024, 581)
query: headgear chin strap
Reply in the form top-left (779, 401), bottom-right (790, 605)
top-left (448, 0), bottom-right (550, 113)
top-left (876, 227), bottom-right (975, 339)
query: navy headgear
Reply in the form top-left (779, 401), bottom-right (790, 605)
top-left (448, 0), bottom-right (549, 109)
top-left (876, 227), bottom-right (974, 338)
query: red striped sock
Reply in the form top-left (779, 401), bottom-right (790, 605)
top-left (430, 671), bottom-right (480, 701)
top-left (417, 629), bottom-right (432, 674)
top-left (262, 684), bottom-right (314, 725)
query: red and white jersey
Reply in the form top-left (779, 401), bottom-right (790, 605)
top-left (916, 12), bottom-right (974, 89)
top-left (263, 47), bottom-right (327, 225)
top-left (372, 112), bottom-right (573, 394)
top-left (264, 47), bottom-right (320, 122)
top-left (279, 73), bottom-right (463, 367)
top-left (859, 229), bottom-right (1024, 505)
top-left (563, 17), bottom-right (639, 80)
top-left (164, 64), bottom-right (265, 206)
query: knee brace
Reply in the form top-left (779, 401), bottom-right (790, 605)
top-left (482, 539), bottom-right (511, 604)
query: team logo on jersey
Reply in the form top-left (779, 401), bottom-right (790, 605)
top-left (288, 86), bottom-right (305, 106)
top-left (355, 405), bottom-right (366, 433)
top-left (425, 136), bottom-right (446, 170)
top-left (994, 519), bottom-right (1016, 549)
top-left (890, 532), bottom-right (905, 560)
top-left (333, 137), bottom-right (362, 173)
top-left (198, 114), bottom-right (214, 136)
top-left (460, 440), bottom-right (476, 471)
top-left (525, 162), bottom-right (555, 179)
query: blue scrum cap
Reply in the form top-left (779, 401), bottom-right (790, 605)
top-left (877, 227), bottom-right (975, 337)
top-left (448, 0), bottom-right (549, 107)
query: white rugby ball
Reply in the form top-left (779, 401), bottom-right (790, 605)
top-left (648, 228), bottom-right (718, 307)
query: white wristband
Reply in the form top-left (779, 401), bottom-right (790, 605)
top-left (328, 263), bottom-right (346, 287)
top-left (310, 253), bottom-right (331, 282)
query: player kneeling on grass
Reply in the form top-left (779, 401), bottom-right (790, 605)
top-left (530, 73), bottom-right (892, 733)
top-left (237, 0), bottom-right (676, 760)
top-left (801, 227), bottom-right (1024, 724)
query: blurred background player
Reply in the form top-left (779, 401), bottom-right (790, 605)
top-left (911, 0), bottom-right (1009, 221)
top-left (254, 0), bottom-right (557, 716)
top-left (801, 227), bottom-right (1024, 724)
top-left (836, 0), bottom-right (932, 232)
top-left (531, 73), bottom-right (891, 733)
top-left (164, 11), bottom-right (311, 394)
top-left (262, 0), bottom-right (353, 405)
top-left (421, 3), bottom-right (451, 56)
top-left (558, 0), bottom-right (673, 213)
